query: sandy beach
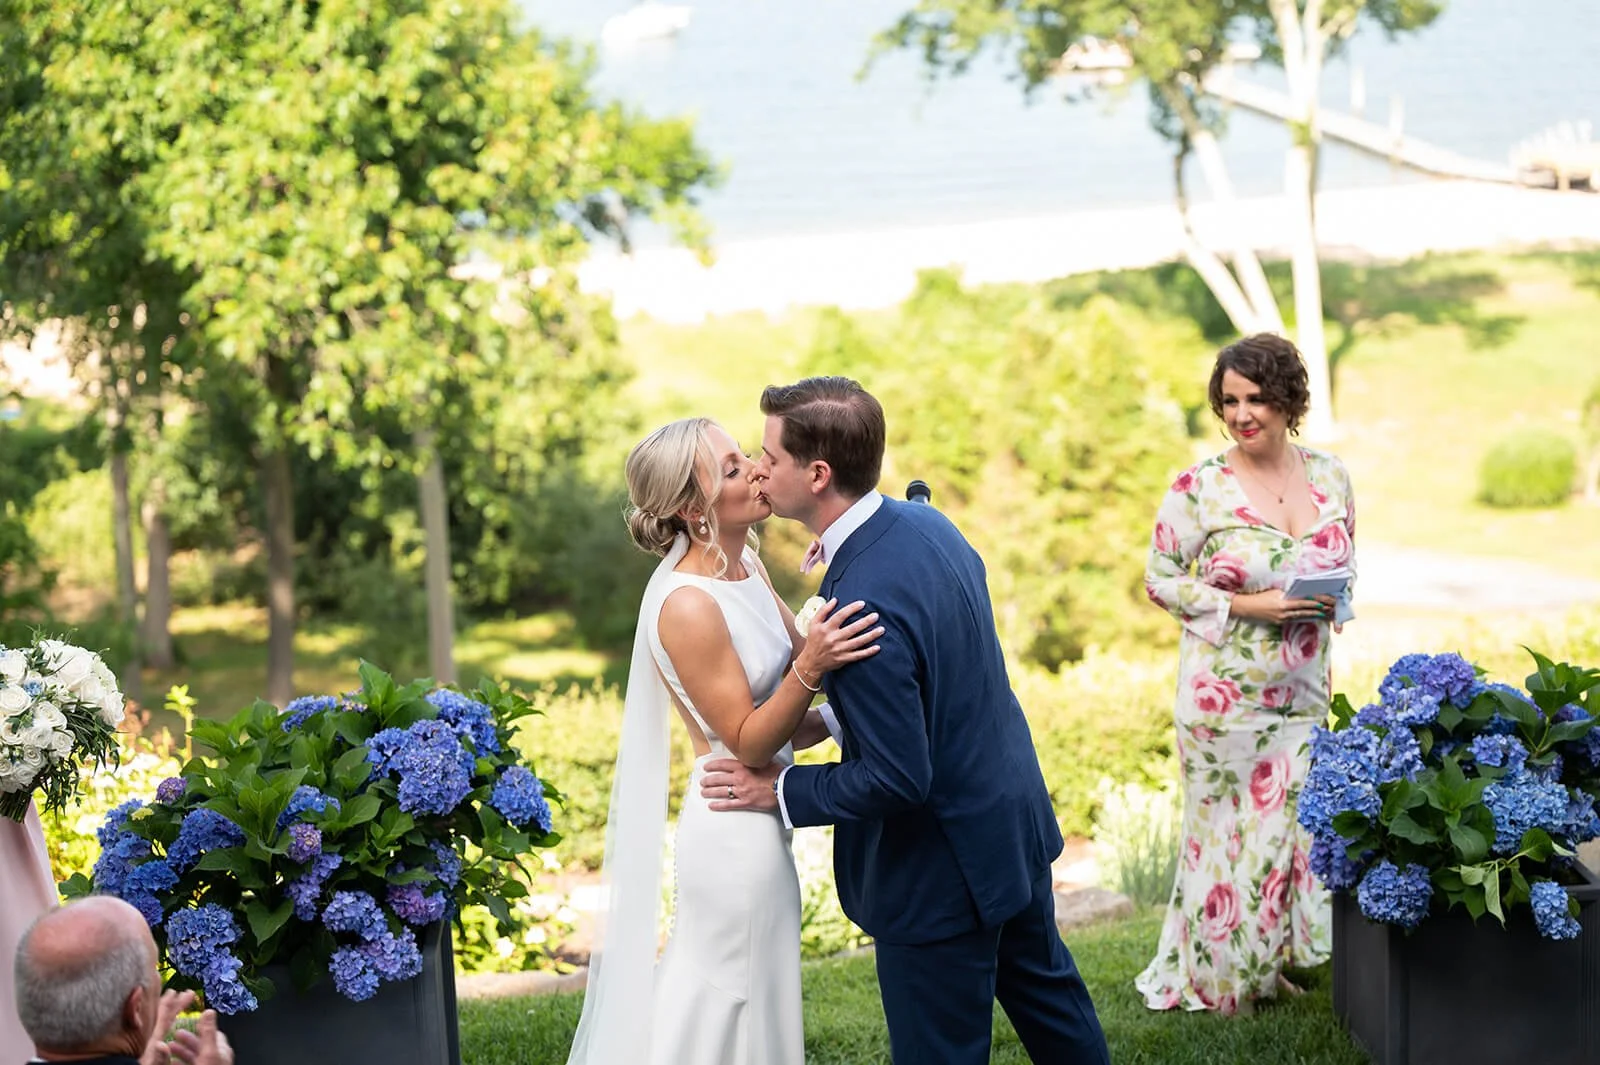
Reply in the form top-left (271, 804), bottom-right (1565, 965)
top-left (579, 180), bottom-right (1600, 322)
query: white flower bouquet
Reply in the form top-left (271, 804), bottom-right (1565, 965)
top-left (0, 638), bottom-right (125, 822)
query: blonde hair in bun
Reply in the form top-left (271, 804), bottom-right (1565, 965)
top-left (624, 418), bottom-right (750, 575)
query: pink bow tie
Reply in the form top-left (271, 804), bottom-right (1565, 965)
top-left (800, 539), bottom-right (825, 574)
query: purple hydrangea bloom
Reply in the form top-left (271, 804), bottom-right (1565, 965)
top-left (280, 695), bottom-right (341, 731)
top-left (155, 777), bottom-right (188, 805)
top-left (167, 809), bottom-right (246, 874)
top-left (276, 785), bottom-right (340, 830)
top-left (286, 823), bottom-right (322, 864)
top-left (361, 928), bottom-right (423, 982)
top-left (329, 946), bottom-right (379, 1002)
top-left (387, 883), bottom-right (448, 926)
top-left (426, 690), bottom-right (502, 755)
top-left (490, 766), bottom-right (553, 833)
top-left (1380, 652), bottom-right (1478, 708)
top-left (322, 891), bottom-right (388, 942)
top-left (1531, 880), bottom-right (1583, 941)
top-left (287, 853), bottom-right (343, 921)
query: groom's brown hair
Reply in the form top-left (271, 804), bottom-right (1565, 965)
top-left (760, 376), bottom-right (884, 499)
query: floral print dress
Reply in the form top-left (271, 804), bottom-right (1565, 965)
top-left (1134, 446), bottom-right (1356, 1015)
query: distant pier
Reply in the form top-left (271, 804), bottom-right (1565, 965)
top-left (1202, 68), bottom-right (1521, 184)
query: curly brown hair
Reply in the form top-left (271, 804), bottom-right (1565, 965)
top-left (1207, 334), bottom-right (1311, 433)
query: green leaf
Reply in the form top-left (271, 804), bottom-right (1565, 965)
top-left (244, 899), bottom-right (294, 947)
top-left (194, 848), bottom-right (264, 889)
top-left (333, 745), bottom-right (373, 791)
top-left (1483, 867), bottom-right (1505, 924)
top-left (339, 792), bottom-right (383, 829)
top-left (1457, 864), bottom-right (1486, 886)
top-left (58, 872), bottom-right (95, 899)
top-left (1448, 823), bottom-right (1489, 864)
top-left (1330, 693), bottom-right (1356, 730)
top-left (1390, 812), bottom-right (1442, 845)
top-left (188, 719), bottom-right (233, 754)
top-left (1331, 810), bottom-right (1370, 838)
top-left (1519, 827), bottom-right (1558, 862)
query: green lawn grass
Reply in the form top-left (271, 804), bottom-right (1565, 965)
top-left (459, 913), bottom-right (1371, 1065)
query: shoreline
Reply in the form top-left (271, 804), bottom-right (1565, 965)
top-left (579, 179), bottom-right (1600, 322)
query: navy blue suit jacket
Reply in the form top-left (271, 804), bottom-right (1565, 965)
top-left (782, 498), bottom-right (1064, 945)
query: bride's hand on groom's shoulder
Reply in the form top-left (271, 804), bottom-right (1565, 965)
top-left (798, 599), bottom-right (884, 677)
top-left (701, 758), bottom-right (782, 813)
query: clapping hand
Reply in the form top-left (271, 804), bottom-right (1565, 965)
top-left (167, 1010), bottom-right (234, 1065)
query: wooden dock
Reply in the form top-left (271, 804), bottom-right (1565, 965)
top-left (1202, 70), bottom-right (1520, 185)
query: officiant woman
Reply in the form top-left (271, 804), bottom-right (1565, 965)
top-left (1133, 333), bottom-right (1358, 1016)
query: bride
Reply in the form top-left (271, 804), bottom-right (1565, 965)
top-left (565, 417), bottom-right (881, 1065)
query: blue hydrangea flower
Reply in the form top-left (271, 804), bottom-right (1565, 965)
top-left (126, 892), bottom-right (165, 928)
top-left (1470, 734), bottom-right (1529, 772)
top-left (329, 946), bottom-right (380, 1002)
top-left (1356, 860), bottom-right (1433, 929)
top-left (1556, 704), bottom-right (1600, 770)
top-left (366, 720), bottom-right (475, 816)
top-left (1307, 835), bottom-right (1369, 892)
top-left (286, 823), bottom-right (322, 864)
top-left (155, 777), bottom-right (187, 805)
top-left (361, 928), bottom-right (424, 982)
top-left (491, 766), bottom-right (553, 832)
top-left (1483, 771), bottom-right (1571, 854)
top-left (1352, 703), bottom-right (1393, 729)
top-left (287, 853), bottom-right (343, 921)
top-left (97, 800), bottom-right (145, 847)
top-left (1299, 727), bottom-right (1383, 838)
top-left (1531, 880), bottom-right (1582, 941)
top-left (428, 842), bottom-right (462, 889)
top-left (280, 695), bottom-right (341, 731)
top-left (322, 891), bottom-right (388, 942)
top-left (124, 858), bottom-right (177, 897)
top-left (426, 690), bottom-right (502, 755)
top-left (166, 905), bottom-right (241, 978)
top-left (1562, 792), bottom-right (1600, 842)
top-left (167, 809), bottom-right (246, 874)
top-left (1390, 687), bottom-right (1441, 727)
top-left (198, 951), bottom-right (258, 1015)
top-left (387, 883), bottom-right (448, 926)
top-left (1376, 726), bottom-right (1425, 783)
top-left (92, 831), bottom-right (153, 895)
top-left (276, 785), bottom-right (340, 830)
top-left (1381, 652), bottom-right (1478, 708)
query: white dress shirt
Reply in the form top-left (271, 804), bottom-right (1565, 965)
top-left (775, 490), bottom-right (883, 827)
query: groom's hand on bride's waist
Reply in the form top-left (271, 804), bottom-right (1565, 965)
top-left (702, 758), bottom-right (781, 812)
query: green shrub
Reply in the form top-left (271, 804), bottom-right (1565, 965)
top-left (26, 466), bottom-right (124, 588)
top-left (1092, 774), bottom-right (1180, 908)
top-left (1477, 428), bottom-right (1577, 508)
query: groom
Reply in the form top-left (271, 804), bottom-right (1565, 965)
top-left (701, 377), bottom-right (1110, 1065)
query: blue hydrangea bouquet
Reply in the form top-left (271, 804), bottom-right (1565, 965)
top-left (1300, 649), bottom-right (1600, 941)
top-left (63, 663), bottom-right (560, 1013)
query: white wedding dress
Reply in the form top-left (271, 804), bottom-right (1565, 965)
top-left (565, 538), bottom-right (805, 1065)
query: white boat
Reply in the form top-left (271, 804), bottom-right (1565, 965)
top-left (601, 2), bottom-right (692, 47)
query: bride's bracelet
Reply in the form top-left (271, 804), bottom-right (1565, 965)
top-left (791, 662), bottom-right (822, 693)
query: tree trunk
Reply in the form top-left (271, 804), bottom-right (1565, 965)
top-left (262, 446), bottom-right (296, 706)
top-left (106, 394), bottom-right (143, 703)
top-left (416, 428), bottom-right (457, 685)
top-left (1190, 129), bottom-right (1286, 333)
top-left (1272, 0), bottom-right (1336, 441)
top-left (140, 480), bottom-right (174, 670)
top-left (1167, 136), bottom-right (1271, 335)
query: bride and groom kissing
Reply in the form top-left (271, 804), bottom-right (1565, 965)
top-left (565, 376), bottom-right (1111, 1065)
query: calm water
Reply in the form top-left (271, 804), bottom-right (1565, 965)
top-left (516, 0), bottom-right (1600, 243)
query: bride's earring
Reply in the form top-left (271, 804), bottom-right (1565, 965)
top-left (697, 516), bottom-right (709, 536)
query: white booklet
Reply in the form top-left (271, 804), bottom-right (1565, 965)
top-left (1285, 567), bottom-right (1355, 624)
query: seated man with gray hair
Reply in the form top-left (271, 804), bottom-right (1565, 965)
top-left (14, 896), bottom-right (231, 1065)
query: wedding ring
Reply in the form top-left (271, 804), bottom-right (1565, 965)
top-left (727, 786), bottom-right (735, 800)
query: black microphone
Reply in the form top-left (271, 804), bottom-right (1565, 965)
top-left (905, 479), bottom-right (932, 505)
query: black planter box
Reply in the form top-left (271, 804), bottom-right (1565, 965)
top-left (1333, 865), bottom-right (1600, 1065)
top-left (219, 921), bottom-right (461, 1065)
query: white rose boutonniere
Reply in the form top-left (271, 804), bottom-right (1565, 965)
top-left (794, 596), bottom-right (827, 638)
